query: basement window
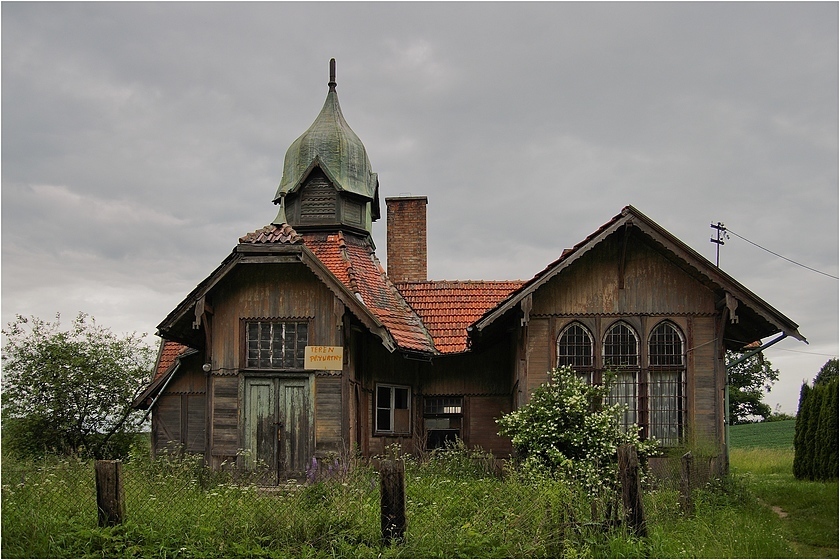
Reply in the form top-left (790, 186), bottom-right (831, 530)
top-left (423, 396), bottom-right (463, 449)
top-left (376, 384), bottom-right (411, 435)
top-left (246, 321), bottom-right (308, 369)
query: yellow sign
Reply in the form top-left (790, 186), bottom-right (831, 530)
top-left (304, 346), bottom-right (344, 371)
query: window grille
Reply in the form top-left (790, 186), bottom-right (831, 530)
top-left (608, 371), bottom-right (638, 427)
top-left (246, 321), bottom-right (308, 369)
top-left (603, 322), bottom-right (639, 367)
top-left (603, 322), bottom-right (640, 429)
top-left (648, 322), bottom-right (686, 446)
top-left (648, 370), bottom-right (685, 446)
top-left (649, 321), bottom-right (684, 367)
top-left (557, 322), bottom-right (594, 382)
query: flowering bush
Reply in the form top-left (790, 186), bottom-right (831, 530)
top-left (497, 366), bottom-right (658, 496)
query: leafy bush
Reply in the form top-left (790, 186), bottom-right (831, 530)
top-left (1, 313), bottom-right (154, 459)
top-left (497, 366), bottom-right (658, 497)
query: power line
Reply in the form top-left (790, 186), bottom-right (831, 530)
top-left (770, 347), bottom-right (838, 358)
top-left (725, 227), bottom-right (838, 280)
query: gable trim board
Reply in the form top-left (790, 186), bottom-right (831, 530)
top-left (157, 240), bottom-right (434, 357)
top-left (469, 206), bottom-right (805, 350)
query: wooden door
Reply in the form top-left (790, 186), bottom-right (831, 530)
top-left (277, 379), bottom-right (311, 477)
top-left (244, 377), bottom-right (311, 484)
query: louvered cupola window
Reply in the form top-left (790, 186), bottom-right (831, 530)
top-left (299, 171), bottom-right (337, 224)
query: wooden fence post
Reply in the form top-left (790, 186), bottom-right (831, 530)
top-left (617, 444), bottom-right (647, 538)
top-left (380, 459), bottom-right (406, 545)
top-left (679, 451), bottom-right (694, 515)
top-left (95, 459), bottom-right (125, 527)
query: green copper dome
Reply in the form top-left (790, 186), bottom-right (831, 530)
top-left (274, 63), bottom-right (378, 206)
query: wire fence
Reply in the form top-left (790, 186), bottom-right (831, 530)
top-left (1, 448), bottom-right (721, 558)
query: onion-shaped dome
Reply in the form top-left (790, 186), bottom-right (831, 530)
top-left (274, 60), bottom-right (378, 206)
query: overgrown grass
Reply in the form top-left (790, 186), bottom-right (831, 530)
top-left (2, 434), bottom-right (835, 558)
top-left (731, 446), bottom-right (839, 558)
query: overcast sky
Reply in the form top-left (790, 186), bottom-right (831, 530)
top-left (3, 2), bottom-right (837, 414)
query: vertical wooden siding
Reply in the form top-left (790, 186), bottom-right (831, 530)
top-left (204, 262), bottom-right (345, 463)
top-left (691, 316), bottom-right (720, 446)
top-left (526, 318), bottom-right (551, 396)
top-left (520, 231), bottom-right (722, 449)
top-left (209, 263), bottom-right (340, 372)
top-left (532, 236), bottom-right (716, 316)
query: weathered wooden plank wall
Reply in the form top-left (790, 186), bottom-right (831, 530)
top-left (532, 236), bottom-right (716, 316)
top-left (315, 375), bottom-right (343, 454)
top-left (209, 263), bottom-right (339, 371)
top-left (517, 230), bottom-right (724, 450)
top-left (211, 376), bottom-right (239, 466)
top-left (467, 395), bottom-right (512, 455)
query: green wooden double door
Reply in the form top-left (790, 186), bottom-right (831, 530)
top-left (244, 377), bottom-right (312, 483)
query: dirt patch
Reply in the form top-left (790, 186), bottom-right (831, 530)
top-left (771, 505), bottom-right (789, 518)
top-left (758, 498), bottom-right (789, 518)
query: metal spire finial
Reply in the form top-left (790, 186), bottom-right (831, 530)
top-left (328, 58), bottom-right (337, 92)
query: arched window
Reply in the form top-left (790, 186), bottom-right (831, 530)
top-left (557, 322), bottom-right (594, 381)
top-left (603, 322), bottom-right (640, 428)
top-left (649, 321), bottom-right (684, 367)
top-left (648, 322), bottom-right (686, 446)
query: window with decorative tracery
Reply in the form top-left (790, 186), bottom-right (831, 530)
top-left (648, 321), bottom-right (686, 446)
top-left (557, 322), bottom-right (594, 382)
top-left (603, 322), bottom-right (640, 429)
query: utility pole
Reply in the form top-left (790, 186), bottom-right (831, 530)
top-left (710, 222), bottom-right (728, 267)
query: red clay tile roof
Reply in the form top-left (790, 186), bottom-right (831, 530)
top-left (238, 223), bottom-right (303, 244)
top-left (155, 340), bottom-right (189, 380)
top-left (238, 224), bottom-right (436, 354)
top-left (302, 231), bottom-right (436, 354)
top-left (397, 281), bottom-right (524, 353)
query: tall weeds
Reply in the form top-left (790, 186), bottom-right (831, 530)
top-left (1, 442), bottom-right (802, 558)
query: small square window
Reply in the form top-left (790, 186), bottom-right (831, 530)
top-left (375, 385), bottom-right (411, 434)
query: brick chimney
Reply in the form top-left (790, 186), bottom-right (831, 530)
top-left (386, 196), bottom-right (428, 283)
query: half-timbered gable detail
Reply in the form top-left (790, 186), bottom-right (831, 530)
top-left (137, 62), bottom-right (803, 481)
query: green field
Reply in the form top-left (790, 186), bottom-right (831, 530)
top-left (730, 419), bottom-right (795, 449)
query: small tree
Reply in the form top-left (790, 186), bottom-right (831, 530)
top-left (814, 358), bottom-right (838, 386)
top-left (794, 359), bottom-right (839, 481)
top-left (497, 366), bottom-right (658, 497)
top-left (2, 313), bottom-right (154, 459)
top-left (726, 350), bottom-right (779, 424)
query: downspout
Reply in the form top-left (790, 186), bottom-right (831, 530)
top-left (723, 332), bottom-right (788, 465)
top-left (140, 362), bottom-right (181, 424)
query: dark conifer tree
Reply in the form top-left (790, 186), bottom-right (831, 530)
top-left (793, 382), bottom-right (811, 479)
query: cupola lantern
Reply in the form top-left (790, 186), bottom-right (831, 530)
top-left (273, 59), bottom-right (380, 234)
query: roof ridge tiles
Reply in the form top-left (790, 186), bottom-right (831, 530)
top-left (239, 223), bottom-right (304, 244)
